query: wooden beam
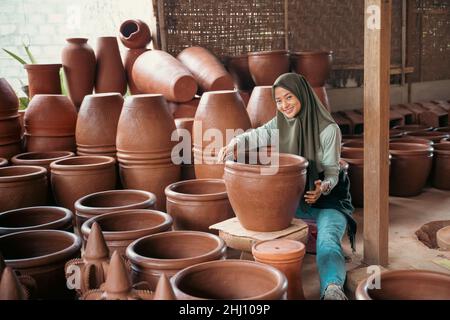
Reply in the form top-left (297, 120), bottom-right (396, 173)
top-left (363, 0), bottom-right (391, 266)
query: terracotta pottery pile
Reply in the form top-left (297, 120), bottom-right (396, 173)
top-left (0, 79), bottom-right (22, 160)
top-left (95, 37), bottom-right (127, 95)
top-left (431, 143), bottom-right (450, 190)
top-left (24, 64), bottom-right (62, 99)
top-left (248, 50), bottom-right (290, 86)
top-left (246, 86), bottom-right (277, 128)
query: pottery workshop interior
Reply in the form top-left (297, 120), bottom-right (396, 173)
top-left (1, 0), bottom-right (450, 304)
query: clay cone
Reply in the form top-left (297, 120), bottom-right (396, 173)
top-left (0, 267), bottom-right (28, 300)
top-left (84, 222), bottom-right (109, 261)
top-left (103, 251), bottom-right (132, 295)
top-left (153, 274), bottom-right (176, 300)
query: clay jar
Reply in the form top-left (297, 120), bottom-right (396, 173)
top-left (24, 94), bottom-right (77, 152)
top-left (431, 143), bottom-right (450, 190)
top-left (252, 239), bottom-right (305, 300)
top-left (177, 47), bottom-right (234, 94)
top-left (24, 64), bottom-right (62, 98)
top-left (290, 51), bottom-right (333, 87)
top-left (81, 209), bottom-right (172, 256)
top-left (174, 117), bottom-right (196, 180)
top-left (132, 50), bottom-right (198, 102)
top-left (116, 94), bottom-right (180, 210)
top-left (11, 151), bottom-right (75, 178)
top-left (389, 143), bottom-right (433, 197)
top-left (0, 206), bottom-right (73, 236)
top-left (356, 270), bottom-right (450, 300)
top-left (95, 37), bottom-right (127, 95)
top-left (126, 231), bottom-right (226, 289)
top-left (193, 90), bottom-right (252, 179)
top-left (76, 93), bottom-right (124, 157)
top-left (224, 153), bottom-right (309, 232)
top-left (248, 50), bottom-right (290, 86)
top-left (0, 230), bottom-right (81, 299)
top-left (0, 166), bottom-right (47, 212)
top-left (0, 78), bottom-right (19, 118)
top-left (170, 259), bottom-right (287, 300)
top-left (225, 54), bottom-right (255, 90)
top-left (165, 179), bottom-right (235, 233)
top-left (123, 48), bottom-right (149, 95)
top-left (50, 156), bottom-right (117, 213)
top-left (74, 189), bottom-right (157, 235)
top-left (340, 149), bottom-right (364, 208)
top-left (246, 86), bottom-right (277, 128)
top-left (437, 226), bottom-right (450, 250)
top-left (405, 131), bottom-right (450, 143)
top-left (61, 38), bottom-right (96, 110)
top-left (119, 19), bottom-right (152, 49)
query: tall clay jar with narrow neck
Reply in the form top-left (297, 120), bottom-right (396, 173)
top-left (95, 37), bottom-right (127, 95)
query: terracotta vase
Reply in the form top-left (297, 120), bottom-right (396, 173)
top-left (225, 54), bottom-right (255, 90)
top-left (0, 115), bottom-right (22, 159)
top-left (95, 37), bottom-right (127, 95)
top-left (356, 270), bottom-right (450, 300)
top-left (177, 47), bottom-right (234, 94)
top-left (132, 50), bottom-right (198, 102)
top-left (0, 158), bottom-right (7, 167)
top-left (0, 230), bottom-right (81, 299)
top-left (312, 86), bottom-right (331, 111)
top-left (24, 94), bottom-right (77, 152)
top-left (0, 166), bottom-right (47, 212)
top-left (61, 38), bottom-right (96, 110)
top-left (119, 19), bottom-right (152, 49)
top-left (389, 143), bottom-right (433, 197)
top-left (340, 149), bottom-right (364, 208)
top-left (405, 131), bottom-right (450, 143)
top-left (248, 50), bottom-right (290, 86)
top-left (174, 117), bottom-right (196, 180)
top-left (167, 97), bottom-right (199, 119)
top-left (0, 78), bottom-right (19, 118)
top-left (224, 153), bottom-right (309, 232)
top-left (126, 231), bottom-right (226, 289)
top-left (431, 143), bottom-right (450, 190)
top-left (290, 51), bottom-right (333, 87)
top-left (24, 64), bottom-right (62, 98)
top-left (165, 179), bottom-right (235, 233)
top-left (193, 90), bottom-right (252, 179)
top-left (392, 124), bottom-right (433, 134)
top-left (76, 93), bottom-right (124, 157)
top-left (116, 94), bottom-right (180, 210)
top-left (50, 156), bottom-right (117, 214)
top-left (0, 206), bottom-right (73, 236)
top-left (252, 239), bottom-right (305, 300)
top-left (123, 48), bottom-right (149, 95)
top-left (170, 259), bottom-right (287, 300)
top-left (246, 86), bottom-right (277, 128)
top-left (437, 226), bottom-right (450, 250)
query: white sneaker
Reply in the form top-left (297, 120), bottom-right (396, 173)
top-left (322, 284), bottom-right (348, 300)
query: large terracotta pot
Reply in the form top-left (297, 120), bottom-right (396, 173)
top-left (356, 270), bottom-right (450, 300)
top-left (389, 143), bottom-right (433, 197)
top-left (116, 94), bottom-right (180, 210)
top-left (95, 37), bottom-right (127, 95)
top-left (0, 116), bottom-right (22, 159)
top-left (0, 142), bottom-right (22, 161)
top-left (174, 117), bottom-right (196, 180)
top-left (81, 209), bottom-right (173, 256)
top-left (126, 231), bottom-right (226, 289)
top-left (165, 179), bottom-right (235, 233)
top-left (224, 153), bottom-right (309, 232)
top-left (248, 50), bottom-right (290, 86)
top-left (171, 259), bottom-right (287, 300)
top-left (24, 64), bottom-right (62, 98)
top-left (11, 151), bottom-right (75, 178)
top-left (0, 78), bottom-right (19, 118)
top-left (50, 156), bottom-right (117, 213)
top-left (0, 166), bottom-right (47, 212)
top-left (132, 50), bottom-right (198, 102)
top-left (340, 149), bottom-right (364, 208)
top-left (246, 86), bottom-right (277, 128)
top-left (290, 51), bottom-right (333, 87)
top-left (225, 54), bottom-right (255, 90)
top-left (177, 47), bottom-right (234, 94)
top-left (24, 94), bottom-right (77, 152)
top-left (312, 86), bottom-right (331, 111)
top-left (61, 38), bottom-right (96, 110)
top-left (167, 98), bottom-right (199, 119)
top-left (193, 90), bottom-right (252, 179)
top-left (405, 131), bottom-right (450, 143)
top-left (76, 93), bottom-right (124, 157)
top-left (0, 206), bottom-right (73, 236)
top-left (123, 48), bottom-right (149, 95)
top-left (432, 143), bottom-right (450, 190)
top-left (0, 158), bottom-right (7, 167)
top-left (119, 19), bottom-right (152, 49)
top-left (0, 230), bottom-right (81, 299)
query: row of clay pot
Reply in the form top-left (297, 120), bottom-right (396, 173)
top-left (0, 79), bottom-right (22, 160)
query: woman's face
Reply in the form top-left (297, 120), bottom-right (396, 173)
top-left (274, 87), bottom-right (301, 119)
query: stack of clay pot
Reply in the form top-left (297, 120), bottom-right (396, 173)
top-left (24, 64), bottom-right (62, 99)
top-left (116, 94), bottom-right (180, 210)
top-left (246, 86), bottom-right (277, 128)
top-left (0, 78), bottom-right (22, 159)
top-left (248, 50), bottom-right (290, 86)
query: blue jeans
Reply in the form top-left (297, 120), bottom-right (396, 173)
top-left (296, 206), bottom-right (347, 297)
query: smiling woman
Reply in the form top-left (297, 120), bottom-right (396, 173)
top-left (274, 86), bottom-right (302, 119)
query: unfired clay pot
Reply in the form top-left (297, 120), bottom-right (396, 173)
top-left (123, 48), bottom-right (149, 95)
top-left (24, 64), bottom-right (62, 98)
top-left (132, 50), bottom-right (198, 102)
top-left (95, 37), bottom-right (127, 95)
top-left (0, 78), bottom-right (19, 118)
top-left (61, 38), bottom-right (96, 109)
top-left (224, 153), bottom-right (309, 232)
top-left (431, 143), bottom-right (450, 190)
top-left (290, 51), bottom-right (333, 87)
top-left (177, 47), bottom-right (234, 93)
top-left (225, 54), bottom-right (255, 90)
top-left (406, 131), bottom-right (450, 143)
top-left (356, 270), bottom-right (450, 300)
top-left (81, 209), bottom-right (173, 256)
top-left (0, 230), bottom-right (81, 299)
top-left (165, 179), bottom-right (235, 233)
top-left (340, 149), bottom-right (364, 208)
top-left (126, 231), bottom-right (226, 290)
top-left (248, 50), bottom-right (290, 86)
top-left (437, 226), bottom-right (450, 250)
top-left (0, 158), bottom-right (7, 167)
top-left (119, 19), bottom-right (152, 49)
top-left (246, 86), bottom-right (277, 128)
top-left (170, 259), bottom-right (287, 300)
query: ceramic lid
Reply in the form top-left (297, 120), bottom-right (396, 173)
top-left (252, 239), bottom-right (305, 261)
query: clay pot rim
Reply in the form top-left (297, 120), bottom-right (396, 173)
top-left (247, 50), bottom-right (288, 56)
top-left (201, 90), bottom-right (237, 97)
top-left (392, 125), bottom-right (433, 133)
top-left (0, 230), bottom-right (81, 268)
top-left (170, 259), bottom-right (287, 300)
top-left (407, 132), bottom-right (450, 138)
top-left (225, 53), bottom-right (248, 59)
top-left (83, 92), bottom-right (124, 99)
top-left (225, 153), bottom-right (309, 172)
top-left (125, 94), bottom-right (164, 104)
top-left (11, 151), bottom-right (75, 164)
top-left (252, 239), bottom-right (306, 262)
top-left (389, 142), bottom-right (434, 154)
top-left (433, 143), bottom-right (450, 154)
top-left (120, 19), bottom-right (146, 39)
top-left (436, 226), bottom-right (450, 250)
top-left (434, 127), bottom-right (450, 133)
top-left (390, 137), bottom-right (434, 145)
top-left (81, 209), bottom-right (173, 241)
top-left (165, 178), bottom-right (228, 201)
top-left (50, 155), bottom-right (116, 170)
top-left (441, 137), bottom-right (449, 143)
top-left (66, 37), bottom-right (88, 43)
top-left (126, 231), bottom-right (226, 269)
top-left (174, 117), bottom-right (195, 123)
top-left (23, 64), bottom-right (62, 70)
top-left (0, 158), bottom-right (8, 167)
top-left (289, 50), bottom-right (333, 56)
top-left (0, 165), bottom-right (47, 183)
top-left (0, 206), bottom-right (73, 233)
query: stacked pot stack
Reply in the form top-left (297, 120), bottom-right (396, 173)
top-left (0, 78), bottom-right (22, 159)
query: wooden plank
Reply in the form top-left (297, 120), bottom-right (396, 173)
top-left (363, 0), bottom-right (391, 266)
top-left (157, 0), bottom-right (168, 52)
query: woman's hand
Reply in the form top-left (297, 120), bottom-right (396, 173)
top-left (216, 140), bottom-right (237, 163)
top-left (304, 180), bottom-right (330, 204)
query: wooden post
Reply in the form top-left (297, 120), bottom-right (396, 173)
top-left (363, 0), bottom-right (391, 266)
